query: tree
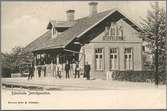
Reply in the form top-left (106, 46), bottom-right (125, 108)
top-left (1, 46), bottom-right (33, 76)
top-left (141, 2), bottom-right (166, 85)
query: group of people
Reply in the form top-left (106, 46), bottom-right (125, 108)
top-left (28, 61), bottom-right (91, 80)
top-left (61, 61), bottom-right (91, 80)
top-left (64, 61), bottom-right (80, 79)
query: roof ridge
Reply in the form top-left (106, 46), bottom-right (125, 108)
top-left (50, 9), bottom-right (114, 23)
top-left (75, 9), bottom-right (114, 21)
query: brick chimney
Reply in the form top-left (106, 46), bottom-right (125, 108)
top-left (89, 2), bottom-right (98, 17)
top-left (66, 10), bottom-right (75, 22)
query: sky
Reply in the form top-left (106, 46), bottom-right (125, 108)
top-left (1, 1), bottom-right (166, 53)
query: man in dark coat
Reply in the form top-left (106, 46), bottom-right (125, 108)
top-left (65, 61), bottom-right (70, 79)
top-left (84, 62), bottom-right (91, 80)
top-left (43, 66), bottom-right (46, 77)
top-left (37, 66), bottom-right (41, 78)
top-left (28, 64), bottom-right (34, 80)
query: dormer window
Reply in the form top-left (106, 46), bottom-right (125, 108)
top-left (52, 27), bottom-right (56, 35)
top-left (103, 22), bottom-right (123, 40)
top-left (52, 27), bottom-right (58, 38)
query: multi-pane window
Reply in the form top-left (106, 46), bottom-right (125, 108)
top-left (104, 22), bottom-right (123, 40)
top-left (36, 54), bottom-right (45, 65)
top-left (95, 48), bottom-right (104, 71)
top-left (110, 48), bottom-right (119, 70)
top-left (124, 48), bottom-right (133, 70)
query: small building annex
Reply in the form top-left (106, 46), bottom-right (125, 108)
top-left (25, 2), bottom-right (143, 79)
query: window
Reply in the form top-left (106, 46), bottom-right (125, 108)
top-left (37, 54), bottom-right (40, 59)
top-left (36, 54), bottom-right (41, 65)
top-left (95, 48), bottom-right (104, 71)
top-left (103, 22), bottom-right (123, 40)
top-left (46, 54), bottom-right (51, 64)
top-left (40, 54), bottom-right (45, 65)
top-left (124, 48), bottom-right (133, 70)
top-left (110, 48), bottom-right (119, 70)
top-left (52, 27), bottom-right (57, 38)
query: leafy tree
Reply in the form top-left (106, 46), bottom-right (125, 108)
top-left (141, 2), bottom-right (166, 84)
top-left (1, 46), bottom-right (33, 77)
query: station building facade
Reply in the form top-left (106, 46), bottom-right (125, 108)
top-left (25, 2), bottom-right (143, 79)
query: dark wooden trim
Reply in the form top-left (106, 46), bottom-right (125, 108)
top-left (90, 41), bottom-right (142, 43)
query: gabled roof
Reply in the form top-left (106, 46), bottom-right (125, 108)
top-left (25, 9), bottom-right (142, 52)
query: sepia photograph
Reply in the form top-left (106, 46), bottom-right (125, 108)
top-left (1, 0), bottom-right (166, 110)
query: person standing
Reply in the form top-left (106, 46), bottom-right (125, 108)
top-left (51, 61), bottom-right (54, 77)
top-left (28, 64), bottom-right (34, 80)
top-left (84, 62), bottom-right (91, 80)
top-left (106, 70), bottom-right (112, 80)
top-left (57, 63), bottom-right (62, 79)
top-left (72, 62), bottom-right (76, 76)
top-left (44, 66), bottom-right (46, 77)
top-left (65, 61), bottom-right (70, 79)
top-left (74, 62), bottom-right (80, 78)
top-left (37, 67), bottom-right (41, 78)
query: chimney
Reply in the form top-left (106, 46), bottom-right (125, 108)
top-left (89, 2), bottom-right (98, 17)
top-left (66, 10), bottom-right (75, 22)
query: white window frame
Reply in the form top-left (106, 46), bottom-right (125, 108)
top-left (124, 48), bottom-right (133, 70)
top-left (109, 48), bottom-right (119, 70)
top-left (95, 48), bottom-right (104, 71)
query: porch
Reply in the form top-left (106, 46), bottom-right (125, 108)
top-left (32, 48), bottom-right (85, 79)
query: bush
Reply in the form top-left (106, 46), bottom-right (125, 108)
top-left (1, 67), bottom-right (11, 78)
top-left (112, 71), bottom-right (155, 82)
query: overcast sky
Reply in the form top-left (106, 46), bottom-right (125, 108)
top-left (1, 1), bottom-right (166, 53)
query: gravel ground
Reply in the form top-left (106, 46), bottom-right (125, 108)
top-left (1, 77), bottom-right (163, 90)
top-left (1, 77), bottom-right (166, 109)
